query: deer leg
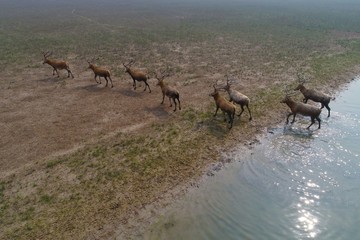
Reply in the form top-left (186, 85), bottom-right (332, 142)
top-left (307, 117), bottom-right (315, 129)
top-left (52, 67), bottom-right (56, 76)
top-left (161, 94), bottom-right (165, 104)
top-left (133, 79), bottom-right (136, 90)
top-left (247, 104), bottom-right (252, 121)
top-left (145, 81), bottom-right (151, 93)
top-left (223, 111), bottom-right (227, 122)
top-left (108, 76), bottom-right (113, 88)
top-left (173, 98), bottom-right (177, 112)
top-left (53, 68), bottom-right (60, 77)
top-left (316, 116), bottom-right (321, 129)
top-left (291, 113), bottom-right (296, 124)
top-left (324, 104), bottom-right (331, 117)
top-left (286, 113), bottom-right (293, 124)
top-left (143, 81), bottom-right (147, 91)
top-left (104, 76), bottom-right (109, 87)
top-left (94, 75), bottom-right (100, 84)
top-left (228, 112), bottom-right (233, 129)
top-left (214, 106), bottom-right (219, 117)
top-left (168, 97), bottom-right (172, 107)
top-left (67, 67), bottom-right (74, 78)
top-left (238, 105), bottom-right (245, 117)
top-left (177, 97), bottom-right (181, 110)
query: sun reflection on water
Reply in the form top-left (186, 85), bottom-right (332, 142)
top-left (294, 180), bottom-right (321, 238)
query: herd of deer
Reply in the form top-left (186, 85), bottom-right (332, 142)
top-left (42, 51), bottom-right (333, 130)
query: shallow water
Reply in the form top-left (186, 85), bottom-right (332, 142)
top-left (145, 79), bottom-right (360, 240)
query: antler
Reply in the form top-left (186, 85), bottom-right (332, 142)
top-left (161, 67), bottom-right (171, 77)
top-left (123, 60), bottom-right (135, 67)
top-left (213, 83), bottom-right (217, 91)
top-left (225, 74), bottom-right (238, 86)
top-left (155, 67), bottom-right (171, 80)
top-left (86, 57), bottom-right (96, 64)
top-left (213, 80), bottom-right (223, 91)
top-left (42, 51), bottom-right (52, 58)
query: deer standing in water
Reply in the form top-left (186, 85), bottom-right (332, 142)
top-left (294, 73), bottom-right (333, 117)
top-left (281, 93), bottom-right (322, 129)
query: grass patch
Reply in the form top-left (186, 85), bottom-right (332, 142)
top-left (39, 194), bottom-right (54, 205)
top-left (311, 39), bottom-right (360, 82)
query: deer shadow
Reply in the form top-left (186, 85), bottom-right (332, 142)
top-left (76, 83), bottom-right (110, 92)
top-left (282, 124), bottom-right (316, 138)
top-left (204, 117), bottom-right (230, 138)
top-left (116, 88), bottom-right (143, 98)
top-left (37, 76), bottom-right (67, 83)
top-left (144, 105), bottom-right (170, 119)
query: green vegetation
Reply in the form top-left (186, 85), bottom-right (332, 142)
top-left (312, 40), bottom-right (360, 82)
top-left (2, 0), bottom-right (360, 239)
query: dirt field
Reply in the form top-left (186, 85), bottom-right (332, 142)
top-left (1, 67), bottom-right (191, 175)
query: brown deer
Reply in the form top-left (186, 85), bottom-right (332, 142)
top-left (210, 83), bottom-right (236, 129)
top-left (123, 60), bottom-right (151, 93)
top-left (42, 51), bottom-right (74, 78)
top-left (294, 73), bottom-right (333, 117)
top-left (154, 69), bottom-right (181, 112)
top-left (222, 75), bottom-right (252, 121)
top-left (280, 94), bottom-right (322, 129)
top-left (87, 60), bottom-right (113, 88)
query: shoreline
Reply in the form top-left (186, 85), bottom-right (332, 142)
top-left (112, 71), bottom-right (359, 239)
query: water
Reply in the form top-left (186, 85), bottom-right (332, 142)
top-left (145, 79), bottom-right (360, 240)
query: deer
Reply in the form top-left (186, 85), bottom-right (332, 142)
top-left (42, 51), bottom-right (74, 78)
top-left (210, 83), bottom-right (236, 129)
top-left (221, 75), bottom-right (252, 121)
top-left (123, 60), bottom-right (151, 93)
top-left (87, 60), bottom-right (113, 88)
top-left (154, 69), bottom-right (181, 112)
top-left (294, 74), bottom-right (333, 117)
top-left (280, 93), bottom-right (322, 130)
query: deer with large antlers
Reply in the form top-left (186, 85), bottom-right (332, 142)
top-left (123, 60), bottom-right (151, 93)
top-left (87, 60), bottom-right (113, 88)
top-left (42, 51), bottom-right (74, 78)
top-left (154, 69), bottom-right (181, 112)
top-left (210, 83), bottom-right (236, 129)
top-left (280, 91), bottom-right (322, 129)
top-left (294, 73), bottom-right (333, 117)
top-left (222, 75), bottom-right (252, 121)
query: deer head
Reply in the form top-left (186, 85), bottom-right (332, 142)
top-left (123, 60), bottom-right (135, 73)
top-left (42, 51), bottom-right (52, 64)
